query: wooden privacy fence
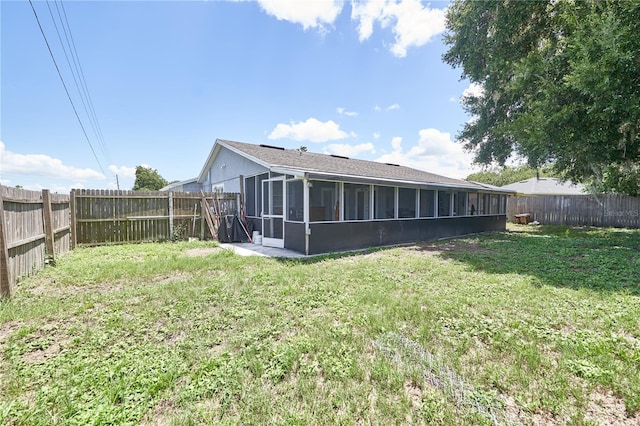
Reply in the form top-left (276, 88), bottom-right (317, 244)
top-left (507, 194), bottom-right (640, 228)
top-left (0, 186), bottom-right (71, 297)
top-left (71, 190), bottom-right (239, 246)
top-left (0, 187), bottom-right (239, 297)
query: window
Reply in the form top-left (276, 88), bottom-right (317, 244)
top-left (438, 190), bottom-right (451, 217)
top-left (374, 186), bottom-right (395, 219)
top-left (309, 180), bottom-right (338, 221)
top-left (287, 180), bottom-right (304, 222)
top-left (478, 193), bottom-right (490, 215)
top-left (490, 194), bottom-right (499, 214)
top-left (453, 191), bottom-right (467, 216)
top-left (419, 189), bottom-right (435, 217)
top-left (467, 193), bottom-right (479, 215)
top-left (256, 173), bottom-right (268, 216)
top-left (398, 188), bottom-right (416, 218)
top-left (344, 183), bottom-right (370, 220)
top-left (245, 176), bottom-right (256, 216)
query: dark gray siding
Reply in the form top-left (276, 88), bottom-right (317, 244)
top-left (306, 216), bottom-right (506, 255)
top-left (284, 222), bottom-right (306, 253)
top-left (246, 217), bottom-right (262, 235)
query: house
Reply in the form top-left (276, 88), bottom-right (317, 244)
top-left (500, 177), bottom-right (585, 195)
top-left (161, 178), bottom-right (201, 193)
top-left (175, 139), bottom-right (513, 255)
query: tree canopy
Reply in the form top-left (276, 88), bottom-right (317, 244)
top-left (466, 165), bottom-right (559, 187)
top-left (132, 166), bottom-right (169, 191)
top-left (443, 0), bottom-right (640, 194)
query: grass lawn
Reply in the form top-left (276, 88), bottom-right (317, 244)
top-left (1, 224), bottom-right (639, 425)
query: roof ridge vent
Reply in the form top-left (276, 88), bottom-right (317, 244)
top-left (259, 143), bottom-right (285, 151)
top-left (385, 162), bottom-right (400, 167)
top-left (330, 154), bottom-right (349, 160)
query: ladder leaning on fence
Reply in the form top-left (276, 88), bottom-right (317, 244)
top-left (201, 192), bottom-right (220, 240)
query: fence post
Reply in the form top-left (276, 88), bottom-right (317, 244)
top-left (200, 196), bottom-right (205, 241)
top-left (70, 189), bottom-right (77, 249)
top-left (42, 189), bottom-right (56, 263)
top-left (0, 190), bottom-right (11, 298)
top-left (168, 191), bottom-right (174, 240)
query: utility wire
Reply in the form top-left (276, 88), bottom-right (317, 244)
top-left (28, 0), bottom-right (106, 176)
top-left (45, 1), bottom-right (98, 151)
top-left (47, 0), bottom-right (111, 165)
top-left (58, 0), bottom-right (111, 164)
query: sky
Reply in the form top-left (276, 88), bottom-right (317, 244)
top-left (1, 0), bottom-right (485, 193)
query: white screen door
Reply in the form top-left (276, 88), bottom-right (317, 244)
top-left (262, 178), bottom-right (284, 248)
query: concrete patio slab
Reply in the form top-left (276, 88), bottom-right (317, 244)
top-left (219, 243), bottom-right (308, 258)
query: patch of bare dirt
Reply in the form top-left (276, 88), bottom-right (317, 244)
top-left (0, 321), bottom-right (20, 355)
top-left (28, 279), bottom-right (126, 298)
top-left (141, 398), bottom-right (179, 426)
top-left (0, 321), bottom-right (18, 343)
top-left (617, 332), bottom-right (640, 350)
top-left (22, 328), bottom-right (73, 365)
top-left (149, 272), bottom-right (192, 287)
top-left (501, 394), bottom-right (567, 426)
top-left (208, 343), bottom-right (226, 357)
top-left (416, 239), bottom-right (492, 256)
top-left (183, 247), bottom-right (222, 257)
top-left (404, 380), bottom-right (423, 408)
top-left (23, 341), bottom-right (63, 364)
top-left (166, 330), bottom-right (186, 345)
top-left (585, 388), bottom-right (640, 425)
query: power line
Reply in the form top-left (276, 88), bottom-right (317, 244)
top-left (46, 0), bottom-right (112, 165)
top-left (28, 0), bottom-right (106, 176)
top-left (45, 1), bottom-right (100, 153)
top-left (58, 0), bottom-right (111, 164)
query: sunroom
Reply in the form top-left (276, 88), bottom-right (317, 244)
top-left (191, 139), bottom-right (511, 255)
top-left (242, 172), bottom-right (508, 255)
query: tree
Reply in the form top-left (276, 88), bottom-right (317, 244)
top-left (133, 166), bottom-right (169, 191)
top-left (443, 0), bottom-right (640, 194)
top-left (466, 165), bottom-right (559, 187)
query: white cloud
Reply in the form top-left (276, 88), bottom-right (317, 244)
top-left (0, 141), bottom-right (105, 181)
top-left (375, 129), bottom-right (479, 179)
top-left (257, 0), bottom-right (343, 31)
top-left (268, 118), bottom-right (349, 142)
top-left (373, 132), bottom-right (381, 139)
top-left (391, 136), bottom-right (402, 151)
top-left (337, 107), bottom-right (358, 117)
top-left (462, 82), bottom-right (484, 99)
top-left (351, 0), bottom-right (385, 41)
top-left (324, 142), bottom-right (376, 157)
top-left (351, 0), bottom-right (446, 57)
top-left (109, 164), bottom-right (137, 179)
top-left (375, 103), bottom-right (399, 112)
top-left (18, 181), bottom-right (88, 194)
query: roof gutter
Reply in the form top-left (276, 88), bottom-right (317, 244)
top-left (301, 171), bottom-right (514, 193)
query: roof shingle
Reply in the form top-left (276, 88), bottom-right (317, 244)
top-left (219, 139), bottom-right (495, 191)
